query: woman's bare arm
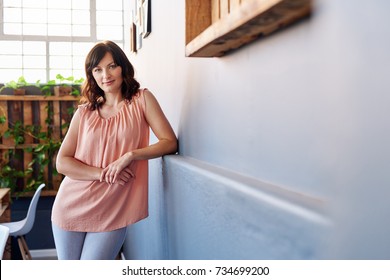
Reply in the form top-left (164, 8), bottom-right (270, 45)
top-left (102, 89), bottom-right (178, 184)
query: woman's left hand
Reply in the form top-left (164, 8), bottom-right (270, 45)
top-left (100, 153), bottom-right (134, 185)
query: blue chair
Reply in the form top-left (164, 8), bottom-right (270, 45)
top-left (0, 224), bottom-right (10, 260)
top-left (1, 184), bottom-right (45, 260)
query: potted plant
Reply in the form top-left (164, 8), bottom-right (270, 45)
top-left (53, 74), bottom-right (84, 97)
top-left (0, 76), bottom-right (29, 95)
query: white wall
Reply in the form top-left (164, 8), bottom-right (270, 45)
top-left (123, 0), bottom-right (390, 259)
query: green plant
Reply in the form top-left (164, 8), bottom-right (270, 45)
top-left (0, 85), bottom-right (76, 196)
top-left (36, 74), bottom-right (84, 97)
top-left (0, 114), bottom-right (63, 195)
top-left (0, 76), bottom-right (30, 92)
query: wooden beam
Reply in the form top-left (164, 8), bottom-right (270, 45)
top-left (186, 0), bottom-right (212, 44)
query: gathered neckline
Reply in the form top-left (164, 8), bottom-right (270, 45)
top-left (96, 100), bottom-right (128, 121)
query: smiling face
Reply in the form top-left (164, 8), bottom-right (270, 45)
top-left (92, 52), bottom-right (123, 94)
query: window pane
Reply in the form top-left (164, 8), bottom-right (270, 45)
top-left (72, 10), bottom-right (90, 24)
top-left (24, 56), bottom-right (47, 69)
top-left (48, 24), bottom-right (72, 36)
top-left (97, 0), bottom-right (122, 10)
top-left (48, 9), bottom-right (71, 24)
top-left (97, 26), bottom-right (123, 40)
top-left (0, 41), bottom-right (22, 54)
top-left (72, 56), bottom-right (85, 70)
top-left (50, 42), bottom-right (72, 55)
top-left (72, 43), bottom-right (94, 55)
top-left (4, 23), bottom-right (22, 34)
top-left (4, 0), bottom-right (22, 7)
top-left (0, 55), bottom-right (23, 68)
top-left (0, 70), bottom-right (23, 83)
top-left (72, 0), bottom-right (90, 9)
top-left (23, 69), bottom-right (47, 83)
top-left (4, 8), bottom-right (22, 22)
top-left (50, 56), bottom-right (73, 69)
top-left (72, 25), bottom-right (90, 37)
top-left (97, 11), bottom-right (123, 25)
top-left (48, 0), bottom-right (71, 9)
top-left (23, 41), bottom-right (46, 55)
top-left (23, 0), bottom-right (46, 8)
top-left (72, 70), bottom-right (85, 80)
top-left (23, 23), bottom-right (47, 35)
top-left (23, 8), bottom-right (47, 23)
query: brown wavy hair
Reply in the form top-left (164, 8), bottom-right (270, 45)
top-left (81, 40), bottom-right (140, 110)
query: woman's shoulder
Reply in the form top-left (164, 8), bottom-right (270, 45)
top-left (134, 88), bottom-right (150, 98)
top-left (76, 103), bottom-right (93, 117)
top-left (79, 102), bottom-right (98, 111)
top-left (131, 88), bottom-right (151, 108)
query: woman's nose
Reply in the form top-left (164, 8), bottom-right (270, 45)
top-left (102, 68), bottom-right (111, 78)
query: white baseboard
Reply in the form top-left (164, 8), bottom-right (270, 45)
top-left (30, 249), bottom-right (58, 259)
top-left (30, 249), bottom-right (125, 260)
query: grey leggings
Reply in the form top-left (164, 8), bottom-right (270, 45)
top-left (52, 223), bottom-right (127, 260)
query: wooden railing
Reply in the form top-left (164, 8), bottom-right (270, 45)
top-left (0, 94), bottom-right (79, 196)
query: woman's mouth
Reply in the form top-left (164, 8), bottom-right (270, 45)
top-left (104, 80), bottom-right (114, 86)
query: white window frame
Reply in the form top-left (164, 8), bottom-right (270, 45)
top-left (0, 0), bottom-right (125, 83)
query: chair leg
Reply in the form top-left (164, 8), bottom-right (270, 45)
top-left (17, 236), bottom-right (32, 260)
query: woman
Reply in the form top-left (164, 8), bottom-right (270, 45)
top-left (51, 40), bottom-right (177, 260)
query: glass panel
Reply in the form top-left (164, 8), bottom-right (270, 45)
top-left (97, 26), bottom-right (123, 40)
top-left (72, 10), bottom-right (90, 24)
top-left (72, 0), bottom-right (90, 9)
top-left (23, 8), bottom-right (47, 23)
top-left (72, 42), bottom-right (94, 55)
top-left (97, 0), bottom-right (122, 10)
top-left (48, 9), bottom-right (71, 24)
top-left (50, 42), bottom-right (72, 55)
top-left (0, 70), bottom-right (23, 83)
top-left (3, 0), bottom-right (22, 7)
top-left (4, 23), bottom-right (22, 34)
top-left (48, 0), bottom-right (71, 9)
top-left (23, 23), bottom-right (47, 35)
top-left (23, 56), bottom-right (47, 69)
top-left (50, 56), bottom-right (73, 69)
top-left (72, 69), bottom-right (86, 80)
top-left (48, 24), bottom-right (72, 36)
top-left (72, 56), bottom-right (85, 70)
top-left (3, 8), bottom-right (22, 22)
top-left (72, 25), bottom-right (90, 37)
top-left (23, 69), bottom-right (47, 83)
top-left (97, 11), bottom-right (123, 25)
top-left (0, 55), bottom-right (23, 68)
top-left (23, 41), bottom-right (46, 55)
top-left (23, 0), bottom-right (46, 8)
top-left (0, 41), bottom-right (22, 54)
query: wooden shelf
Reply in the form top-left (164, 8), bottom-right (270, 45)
top-left (0, 95), bottom-right (79, 101)
top-left (185, 0), bottom-right (312, 57)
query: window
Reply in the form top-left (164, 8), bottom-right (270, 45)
top-left (0, 0), bottom-right (125, 83)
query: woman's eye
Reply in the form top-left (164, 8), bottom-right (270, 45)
top-left (93, 68), bottom-right (101, 73)
top-left (109, 64), bottom-right (117, 69)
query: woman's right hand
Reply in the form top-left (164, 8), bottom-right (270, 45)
top-left (100, 166), bottom-right (135, 185)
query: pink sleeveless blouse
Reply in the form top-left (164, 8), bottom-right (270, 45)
top-left (51, 89), bottom-right (150, 232)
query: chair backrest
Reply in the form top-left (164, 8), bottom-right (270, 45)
top-left (0, 224), bottom-right (10, 260)
top-left (18, 184), bottom-right (45, 236)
